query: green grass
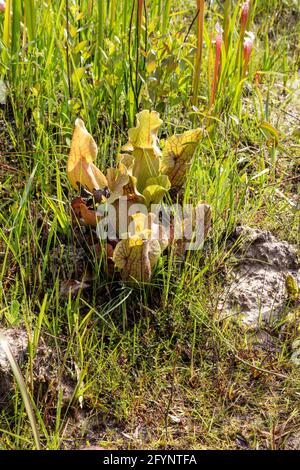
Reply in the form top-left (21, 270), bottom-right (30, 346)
top-left (0, 0), bottom-right (299, 450)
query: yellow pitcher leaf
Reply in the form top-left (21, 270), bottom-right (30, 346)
top-left (130, 212), bottom-right (148, 235)
top-left (106, 163), bottom-right (129, 203)
top-left (113, 211), bottom-right (168, 281)
top-left (117, 153), bottom-right (135, 171)
top-left (112, 238), bottom-right (161, 282)
top-left (160, 128), bottom-right (202, 187)
top-left (128, 212), bottom-right (169, 251)
top-left (146, 175), bottom-right (171, 189)
top-left (128, 110), bottom-right (162, 152)
top-left (121, 142), bottom-right (134, 152)
top-left (67, 118), bottom-right (107, 191)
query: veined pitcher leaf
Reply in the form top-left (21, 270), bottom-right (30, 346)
top-left (122, 175), bottom-right (145, 202)
top-left (113, 238), bottom-right (161, 282)
top-left (113, 211), bottom-right (169, 282)
top-left (67, 119), bottom-right (107, 191)
top-left (161, 128), bottom-right (202, 187)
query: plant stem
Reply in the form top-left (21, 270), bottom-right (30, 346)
top-left (223, 0), bottom-right (231, 52)
top-left (192, 0), bottom-right (205, 106)
top-left (65, 0), bottom-right (72, 99)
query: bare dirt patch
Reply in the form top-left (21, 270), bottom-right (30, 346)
top-left (218, 226), bottom-right (299, 325)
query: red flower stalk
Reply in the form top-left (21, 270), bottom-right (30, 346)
top-left (138, 0), bottom-right (143, 33)
top-left (240, 1), bottom-right (250, 36)
top-left (243, 31), bottom-right (255, 77)
top-left (211, 23), bottom-right (223, 107)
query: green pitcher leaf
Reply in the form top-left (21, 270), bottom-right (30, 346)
top-left (132, 148), bottom-right (160, 192)
top-left (146, 175), bottom-right (171, 189)
top-left (143, 184), bottom-right (169, 207)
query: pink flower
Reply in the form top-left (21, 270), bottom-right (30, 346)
top-left (215, 22), bottom-right (223, 56)
top-left (0, 1), bottom-right (5, 14)
top-left (243, 31), bottom-right (255, 76)
top-left (243, 31), bottom-right (255, 62)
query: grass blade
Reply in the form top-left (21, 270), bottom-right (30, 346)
top-left (3, 0), bottom-right (11, 48)
top-left (0, 332), bottom-right (41, 450)
top-left (192, 0), bottom-right (205, 106)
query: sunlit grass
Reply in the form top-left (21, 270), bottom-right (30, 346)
top-left (0, 0), bottom-right (299, 450)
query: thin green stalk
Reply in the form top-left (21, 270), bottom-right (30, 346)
top-left (3, 0), bottom-right (12, 49)
top-left (123, 0), bottom-right (129, 36)
top-left (65, 0), bottom-right (72, 99)
top-left (110, 0), bottom-right (116, 37)
top-left (135, 0), bottom-right (143, 106)
top-left (24, 0), bottom-right (36, 43)
top-left (162, 0), bottom-right (171, 35)
top-left (11, 0), bottom-right (21, 57)
top-left (223, 0), bottom-right (231, 52)
top-left (95, 0), bottom-right (105, 76)
top-left (192, 0), bottom-right (205, 106)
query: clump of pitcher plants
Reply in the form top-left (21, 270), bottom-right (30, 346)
top-left (67, 111), bottom-right (211, 284)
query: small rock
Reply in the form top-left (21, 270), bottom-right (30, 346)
top-left (169, 414), bottom-right (181, 424)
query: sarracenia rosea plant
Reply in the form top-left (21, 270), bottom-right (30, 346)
top-left (67, 110), bottom-right (210, 283)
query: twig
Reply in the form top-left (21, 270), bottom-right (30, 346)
top-left (280, 108), bottom-right (300, 123)
top-left (183, 10), bottom-right (199, 44)
top-left (234, 353), bottom-right (296, 382)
